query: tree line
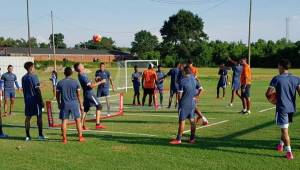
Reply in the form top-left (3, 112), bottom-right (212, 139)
top-left (1, 9), bottom-right (299, 68)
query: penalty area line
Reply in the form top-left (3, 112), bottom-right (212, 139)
top-left (183, 120), bottom-right (229, 134)
top-left (259, 107), bottom-right (276, 113)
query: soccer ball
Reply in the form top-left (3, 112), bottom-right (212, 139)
top-left (266, 92), bottom-right (277, 105)
top-left (92, 34), bottom-right (102, 43)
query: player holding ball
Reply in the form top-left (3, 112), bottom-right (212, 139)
top-left (265, 58), bottom-right (300, 160)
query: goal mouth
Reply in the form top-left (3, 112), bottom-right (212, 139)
top-left (46, 93), bottom-right (124, 127)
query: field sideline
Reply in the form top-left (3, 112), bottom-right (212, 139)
top-left (0, 67), bottom-right (300, 170)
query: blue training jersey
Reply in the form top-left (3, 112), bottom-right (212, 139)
top-left (232, 65), bottom-right (243, 84)
top-left (178, 75), bottom-right (199, 111)
top-left (56, 78), bottom-right (81, 106)
top-left (1, 72), bottom-right (19, 90)
top-left (78, 73), bottom-right (93, 97)
top-left (95, 70), bottom-right (111, 90)
top-left (21, 73), bottom-right (40, 105)
top-left (132, 72), bottom-right (142, 87)
top-left (270, 73), bottom-right (300, 114)
top-left (167, 68), bottom-right (179, 89)
top-left (156, 71), bottom-right (165, 90)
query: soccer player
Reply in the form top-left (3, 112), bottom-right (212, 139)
top-left (156, 65), bottom-right (165, 107)
top-left (95, 63), bottom-right (115, 114)
top-left (170, 65), bottom-right (202, 145)
top-left (50, 70), bottom-right (58, 100)
top-left (56, 67), bottom-right (84, 144)
top-left (265, 59), bottom-right (300, 160)
top-left (188, 59), bottom-right (199, 80)
top-left (22, 62), bottom-right (46, 141)
top-left (240, 58), bottom-right (252, 114)
top-left (74, 63), bottom-right (106, 130)
top-left (1, 65), bottom-right (20, 116)
top-left (216, 63), bottom-right (228, 99)
top-left (131, 65), bottom-right (142, 105)
top-left (165, 62), bottom-right (181, 108)
top-left (228, 57), bottom-right (243, 107)
top-left (141, 63), bottom-right (157, 106)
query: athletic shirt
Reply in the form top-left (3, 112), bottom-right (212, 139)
top-left (218, 68), bottom-right (228, 81)
top-left (50, 73), bottom-right (58, 86)
top-left (167, 68), bottom-right (179, 89)
top-left (132, 72), bottom-right (142, 86)
top-left (232, 65), bottom-right (243, 84)
top-left (143, 69), bottom-right (157, 89)
top-left (21, 73), bottom-right (40, 104)
top-left (190, 66), bottom-right (198, 77)
top-left (78, 73), bottom-right (93, 97)
top-left (56, 78), bottom-right (81, 106)
top-left (156, 71), bottom-right (165, 89)
top-left (1, 72), bottom-right (19, 90)
top-left (241, 63), bottom-right (252, 85)
top-left (178, 75), bottom-right (200, 110)
top-left (95, 70), bottom-right (111, 90)
top-left (270, 73), bottom-right (300, 114)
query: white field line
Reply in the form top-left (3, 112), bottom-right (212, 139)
top-left (183, 120), bottom-right (229, 134)
top-left (125, 113), bottom-right (216, 119)
top-left (259, 107), bottom-right (276, 113)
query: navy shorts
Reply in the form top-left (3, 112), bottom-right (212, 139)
top-left (4, 89), bottom-right (15, 99)
top-left (97, 88), bottom-right (109, 97)
top-left (276, 112), bottom-right (294, 128)
top-left (144, 88), bottom-right (155, 96)
top-left (241, 84), bottom-right (251, 98)
top-left (170, 85), bottom-right (179, 96)
top-left (59, 104), bottom-right (81, 120)
top-left (25, 103), bottom-right (42, 117)
top-left (178, 101), bottom-right (196, 121)
top-left (231, 81), bottom-right (241, 91)
top-left (133, 85), bottom-right (140, 94)
top-left (83, 94), bottom-right (102, 112)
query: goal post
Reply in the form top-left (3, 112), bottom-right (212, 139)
top-left (124, 60), bottom-right (159, 92)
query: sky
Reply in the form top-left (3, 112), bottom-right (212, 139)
top-left (0, 0), bottom-right (299, 47)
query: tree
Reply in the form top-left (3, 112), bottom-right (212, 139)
top-left (131, 30), bottom-right (159, 57)
top-left (160, 9), bottom-right (208, 63)
top-left (39, 42), bottom-right (49, 48)
top-left (49, 33), bottom-right (67, 49)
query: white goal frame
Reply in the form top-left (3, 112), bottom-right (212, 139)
top-left (124, 60), bottom-right (159, 92)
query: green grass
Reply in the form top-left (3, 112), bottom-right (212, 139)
top-left (1, 67), bottom-right (300, 170)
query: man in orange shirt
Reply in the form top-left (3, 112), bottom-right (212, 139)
top-left (240, 58), bottom-right (252, 115)
top-left (142, 63), bottom-right (157, 106)
top-left (188, 59), bottom-right (198, 79)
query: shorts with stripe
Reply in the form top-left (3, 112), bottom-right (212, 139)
top-left (275, 112), bottom-right (294, 129)
top-left (83, 93), bottom-right (102, 112)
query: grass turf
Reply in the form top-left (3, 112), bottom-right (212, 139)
top-left (0, 67), bottom-right (300, 170)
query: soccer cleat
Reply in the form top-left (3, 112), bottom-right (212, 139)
top-left (62, 139), bottom-right (67, 144)
top-left (0, 133), bottom-right (8, 138)
top-left (95, 125), bottom-right (106, 129)
top-left (79, 136), bottom-right (85, 142)
top-left (37, 135), bottom-right (48, 141)
top-left (169, 139), bottom-right (181, 145)
top-left (82, 126), bottom-right (89, 130)
top-left (189, 139), bottom-right (196, 144)
top-left (245, 110), bottom-right (251, 115)
top-left (277, 144), bottom-right (284, 152)
top-left (286, 152), bottom-right (294, 160)
top-left (239, 110), bottom-right (246, 114)
top-left (25, 137), bottom-right (31, 142)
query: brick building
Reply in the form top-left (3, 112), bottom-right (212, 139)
top-left (0, 47), bottom-right (133, 63)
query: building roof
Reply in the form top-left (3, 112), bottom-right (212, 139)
top-left (2, 47), bottom-right (130, 56)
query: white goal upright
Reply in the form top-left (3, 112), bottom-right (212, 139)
top-left (123, 60), bottom-right (159, 92)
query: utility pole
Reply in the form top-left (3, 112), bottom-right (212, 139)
top-left (286, 17), bottom-right (290, 42)
top-left (247, 0), bottom-right (252, 66)
top-left (51, 10), bottom-right (56, 71)
top-left (26, 0), bottom-right (31, 56)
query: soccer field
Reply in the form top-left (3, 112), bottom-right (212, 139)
top-left (1, 67), bottom-right (300, 170)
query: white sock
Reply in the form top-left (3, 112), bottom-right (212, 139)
top-left (243, 109), bottom-right (247, 112)
top-left (202, 117), bottom-right (208, 122)
top-left (279, 140), bottom-right (284, 146)
top-left (285, 146), bottom-right (292, 152)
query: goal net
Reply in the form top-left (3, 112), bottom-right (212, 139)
top-left (112, 60), bottom-right (159, 92)
top-left (46, 93), bottom-right (124, 127)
